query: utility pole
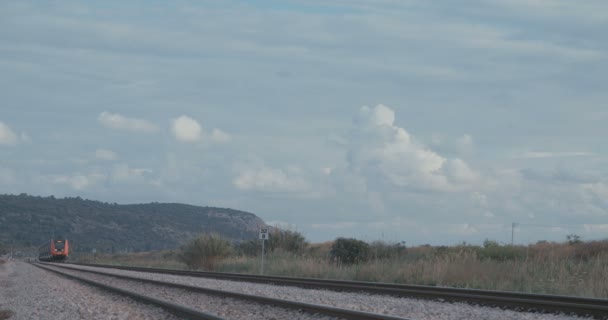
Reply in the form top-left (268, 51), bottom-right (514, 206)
top-left (511, 222), bottom-right (518, 245)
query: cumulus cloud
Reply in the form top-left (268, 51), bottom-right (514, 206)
top-left (171, 115), bottom-right (202, 142)
top-left (95, 148), bottom-right (118, 161)
top-left (233, 165), bottom-right (310, 193)
top-left (171, 115), bottom-right (232, 144)
top-left (345, 104), bottom-right (479, 192)
top-left (98, 112), bottom-right (158, 133)
top-left (52, 173), bottom-right (106, 190)
top-left (0, 122), bottom-right (29, 146)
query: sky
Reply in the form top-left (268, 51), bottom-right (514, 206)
top-left (1, 0), bottom-right (607, 245)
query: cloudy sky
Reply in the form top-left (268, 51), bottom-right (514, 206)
top-left (1, 0), bottom-right (607, 245)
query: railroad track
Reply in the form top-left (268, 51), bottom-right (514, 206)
top-left (68, 262), bottom-right (608, 319)
top-left (34, 263), bottom-right (411, 320)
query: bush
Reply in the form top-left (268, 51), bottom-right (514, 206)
top-left (478, 243), bottom-right (525, 261)
top-left (330, 237), bottom-right (370, 264)
top-left (267, 229), bottom-right (308, 254)
top-left (236, 240), bottom-right (260, 256)
top-left (369, 241), bottom-right (407, 260)
top-left (234, 229), bottom-right (308, 257)
top-left (178, 234), bottom-right (231, 270)
top-left (572, 240), bottom-right (608, 260)
top-left (483, 239), bottom-right (500, 248)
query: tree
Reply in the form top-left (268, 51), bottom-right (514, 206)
top-left (330, 237), bottom-right (370, 264)
top-left (483, 239), bottom-right (500, 248)
top-left (567, 234), bottom-right (582, 245)
top-left (178, 234), bottom-right (232, 270)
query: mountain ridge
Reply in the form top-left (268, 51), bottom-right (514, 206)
top-left (0, 193), bottom-right (265, 253)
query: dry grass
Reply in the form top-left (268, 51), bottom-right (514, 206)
top-left (77, 239), bottom-right (608, 298)
top-left (0, 310), bottom-right (14, 320)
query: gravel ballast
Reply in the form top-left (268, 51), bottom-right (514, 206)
top-left (61, 263), bottom-right (596, 320)
top-left (0, 261), bottom-right (180, 320)
top-left (42, 264), bottom-right (339, 320)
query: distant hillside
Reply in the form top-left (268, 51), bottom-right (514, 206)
top-left (0, 194), bottom-right (265, 253)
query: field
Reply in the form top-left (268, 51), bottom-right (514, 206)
top-left (76, 239), bottom-right (608, 299)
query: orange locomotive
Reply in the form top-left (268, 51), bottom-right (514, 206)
top-left (38, 238), bottom-right (69, 262)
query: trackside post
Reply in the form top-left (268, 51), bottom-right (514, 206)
top-left (259, 227), bottom-right (269, 274)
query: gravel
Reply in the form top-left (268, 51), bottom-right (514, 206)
top-left (62, 264), bottom-right (596, 320)
top-left (0, 260), bottom-right (180, 320)
top-left (42, 265), bottom-right (339, 320)
top-left (1, 261), bottom-right (599, 320)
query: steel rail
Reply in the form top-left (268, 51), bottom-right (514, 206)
top-left (69, 262), bottom-right (608, 319)
top-left (33, 263), bottom-right (224, 320)
top-left (41, 263), bottom-right (411, 320)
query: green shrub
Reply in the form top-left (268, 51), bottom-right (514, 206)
top-left (267, 229), bottom-right (308, 254)
top-left (483, 239), bottom-right (500, 248)
top-left (178, 234), bottom-right (231, 270)
top-left (478, 244), bottom-right (525, 261)
top-left (236, 240), bottom-right (260, 256)
top-left (330, 237), bottom-right (370, 264)
top-left (369, 241), bottom-right (407, 260)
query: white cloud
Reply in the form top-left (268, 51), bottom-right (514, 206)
top-left (471, 192), bottom-right (488, 207)
top-left (444, 158), bottom-right (478, 183)
top-left (345, 104), bottom-right (480, 192)
top-left (171, 115), bottom-right (202, 142)
top-left (211, 128), bottom-right (232, 143)
top-left (234, 165), bottom-right (310, 193)
top-left (98, 112), bottom-right (158, 133)
top-left (355, 104), bottom-right (395, 127)
top-left (111, 164), bottom-right (153, 183)
top-left (95, 148), bottom-right (118, 161)
top-left (455, 134), bottom-right (474, 155)
top-left (52, 173), bottom-right (106, 190)
top-left (0, 122), bottom-right (19, 146)
top-left (518, 151), bottom-right (594, 159)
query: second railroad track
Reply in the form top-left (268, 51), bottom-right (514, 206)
top-left (67, 262), bottom-right (608, 319)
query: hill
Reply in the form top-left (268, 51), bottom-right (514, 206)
top-left (0, 194), bottom-right (265, 253)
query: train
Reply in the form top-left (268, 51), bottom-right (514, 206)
top-left (38, 238), bottom-right (69, 262)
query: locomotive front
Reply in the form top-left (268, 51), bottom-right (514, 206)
top-left (38, 238), bottom-right (69, 262)
top-left (52, 239), bottom-right (68, 261)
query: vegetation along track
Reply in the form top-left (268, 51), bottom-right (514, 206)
top-left (35, 263), bottom-right (411, 320)
top-left (71, 262), bottom-right (608, 319)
